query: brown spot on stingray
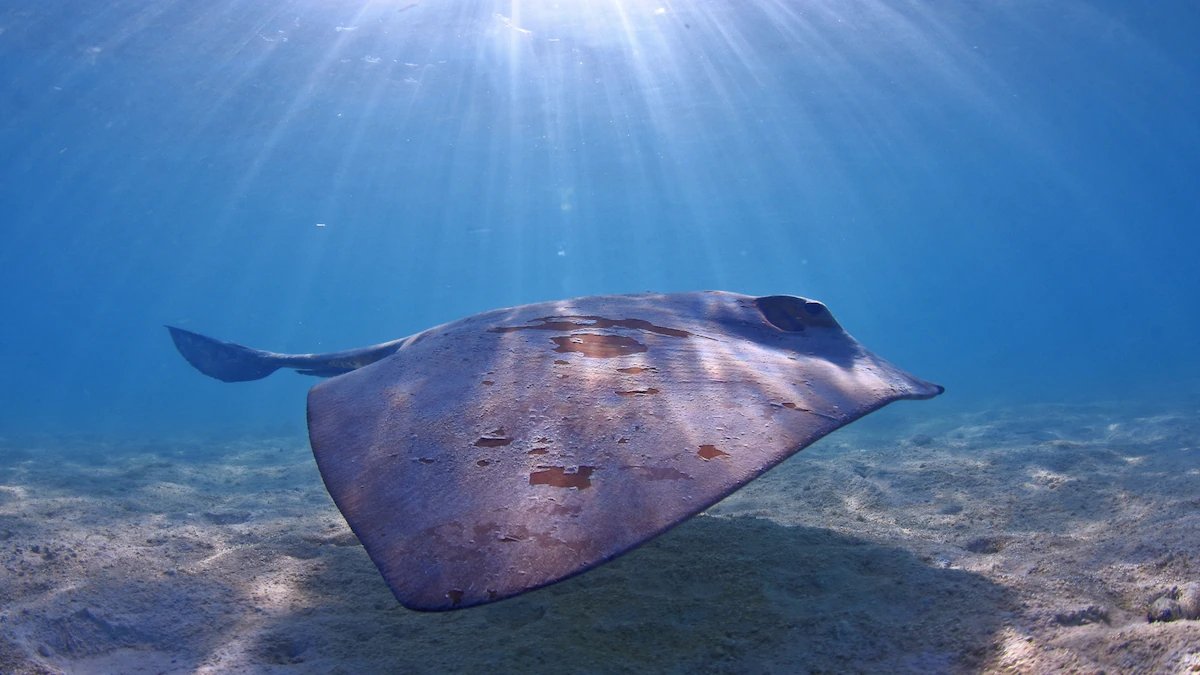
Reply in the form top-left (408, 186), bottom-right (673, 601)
top-left (698, 445), bottom-right (729, 460)
top-left (617, 366), bottom-right (658, 374)
top-left (551, 334), bottom-right (646, 358)
top-left (528, 448), bottom-right (549, 455)
top-left (617, 438), bottom-right (629, 444)
top-left (529, 466), bottom-right (595, 489)
top-left (782, 402), bottom-right (798, 409)
top-left (476, 460), bottom-right (491, 467)
top-left (481, 380), bottom-right (495, 386)
top-left (615, 388), bottom-right (659, 397)
top-left (554, 360), bottom-right (569, 365)
top-left (447, 589), bottom-right (464, 606)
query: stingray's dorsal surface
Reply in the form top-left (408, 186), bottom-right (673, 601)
top-left (170, 291), bottom-right (942, 611)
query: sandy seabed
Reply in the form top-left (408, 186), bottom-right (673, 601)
top-left (1, 403), bottom-right (1198, 674)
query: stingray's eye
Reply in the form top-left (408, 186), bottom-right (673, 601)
top-left (755, 295), bottom-right (838, 332)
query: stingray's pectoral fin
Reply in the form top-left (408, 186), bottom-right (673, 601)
top-left (166, 326), bottom-right (284, 383)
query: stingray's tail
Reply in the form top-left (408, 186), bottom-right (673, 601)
top-left (166, 326), bottom-right (285, 382)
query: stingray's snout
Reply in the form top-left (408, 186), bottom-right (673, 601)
top-left (919, 381), bottom-right (946, 399)
top-left (902, 376), bottom-right (945, 400)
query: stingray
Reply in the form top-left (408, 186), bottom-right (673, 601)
top-left (168, 291), bottom-right (942, 611)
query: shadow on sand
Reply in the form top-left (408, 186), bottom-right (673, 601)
top-left (9, 515), bottom-right (1009, 674)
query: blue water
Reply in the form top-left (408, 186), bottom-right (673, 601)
top-left (0, 0), bottom-right (1197, 438)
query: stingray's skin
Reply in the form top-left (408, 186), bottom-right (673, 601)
top-left (169, 291), bottom-right (942, 611)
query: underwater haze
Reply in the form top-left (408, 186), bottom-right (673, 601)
top-left (4, 2), bottom-right (1200, 673)
top-left (0, 0), bottom-right (1195, 437)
